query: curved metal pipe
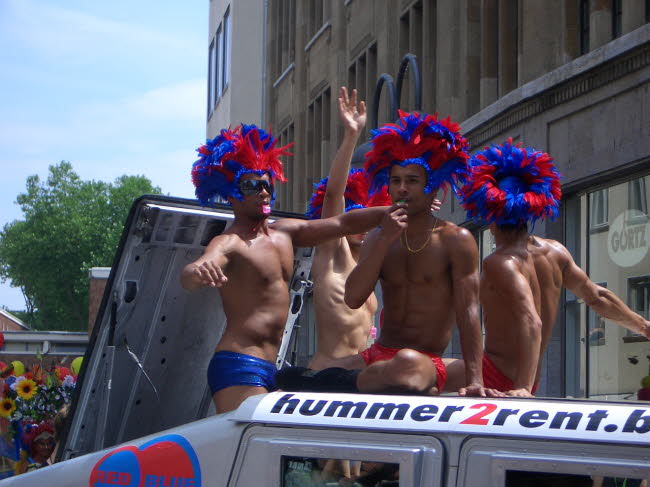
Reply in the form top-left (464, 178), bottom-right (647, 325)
top-left (371, 73), bottom-right (398, 129)
top-left (395, 53), bottom-right (422, 111)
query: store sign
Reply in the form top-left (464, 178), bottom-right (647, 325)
top-left (608, 210), bottom-right (649, 267)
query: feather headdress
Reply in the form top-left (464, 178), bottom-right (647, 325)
top-left (460, 138), bottom-right (562, 226)
top-left (191, 124), bottom-right (292, 206)
top-left (364, 110), bottom-right (470, 196)
top-left (306, 169), bottom-right (390, 219)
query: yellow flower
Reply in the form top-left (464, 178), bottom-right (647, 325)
top-left (0, 398), bottom-right (16, 418)
top-left (16, 379), bottom-right (37, 400)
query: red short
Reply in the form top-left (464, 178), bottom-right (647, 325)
top-left (482, 354), bottom-right (538, 394)
top-left (360, 342), bottom-right (447, 392)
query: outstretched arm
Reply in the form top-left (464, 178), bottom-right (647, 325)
top-left (561, 246), bottom-right (650, 338)
top-left (483, 256), bottom-right (542, 397)
top-left (345, 206), bottom-right (407, 308)
top-left (274, 204), bottom-right (400, 249)
top-left (449, 229), bottom-right (487, 396)
top-left (319, 87), bottom-right (366, 220)
top-left (180, 234), bottom-right (235, 291)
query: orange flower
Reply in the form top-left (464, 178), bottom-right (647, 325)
top-left (16, 379), bottom-right (37, 400)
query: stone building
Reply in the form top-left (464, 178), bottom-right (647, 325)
top-left (207, 1), bottom-right (650, 400)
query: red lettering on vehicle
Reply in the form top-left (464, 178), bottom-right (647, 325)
top-left (460, 403), bottom-right (498, 425)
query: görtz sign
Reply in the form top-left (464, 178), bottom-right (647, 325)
top-left (608, 210), bottom-right (649, 267)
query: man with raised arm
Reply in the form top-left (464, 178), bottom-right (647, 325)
top-left (181, 124), bottom-right (393, 413)
top-left (277, 111), bottom-right (496, 397)
top-left (460, 139), bottom-right (650, 397)
top-left (306, 87), bottom-right (391, 370)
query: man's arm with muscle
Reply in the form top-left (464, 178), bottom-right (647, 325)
top-left (560, 245), bottom-right (650, 338)
top-left (274, 204), bottom-right (400, 249)
top-left (344, 206), bottom-right (407, 308)
top-left (314, 87), bottom-right (366, 266)
top-left (180, 234), bottom-right (236, 291)
top-left (449, 229), bottom-right (488, 397)
top-left (483, 256), bottom-right (542, 397)
top-left (319, 87), bottom-right (366, 221)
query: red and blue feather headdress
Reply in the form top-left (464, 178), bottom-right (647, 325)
top-left (191, 124), bottom-right (292, 206)
top-left (364, 110), bottom-right (470, 196)
top-left (305, 169), bottom-right (390, 219)
top-left (460, 139), bottom-right (562, 226)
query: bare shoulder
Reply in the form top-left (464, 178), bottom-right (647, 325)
top-left (269, 217), bottom-right (304, 232)
top-left (483, 252), bottom-right (520, 281)
top-left (532, 236), bottom-right (572, 268)
top-left (196, 232), bottom-right (244, 265)
top-left (205, 232), bottom-right (243, 253)
top-left (439, 220), bottom-right (478, 253)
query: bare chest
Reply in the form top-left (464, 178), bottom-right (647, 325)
top-left (382, 237), bottom-right (450, 285)
top-left (229, 234), bottom-right (294, 284)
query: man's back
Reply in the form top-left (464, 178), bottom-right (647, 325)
top-left (481, 240), bottom-right (543, 387)
top-left (526, 237), bottom-right (569, 353)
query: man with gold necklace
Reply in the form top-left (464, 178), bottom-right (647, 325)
top-left (277, 111), bottom-right (499, 397)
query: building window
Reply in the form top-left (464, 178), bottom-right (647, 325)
top-left (628, 177), bottom-right (648, 221)
top-left (222, 7), bottom-right (231, 91)
top-left (207, 39), bottom-right (217, 117)
top-left (647, 0), bottom-right (650, 22)
top-left (579, 175), bottom-right (650, 400)
top-left (499, 0), bottom-right (518, 96)
top-left (306, 88), bottom-right (332, 207)
top-left (347, 44), bottom-right (377, 142)
top-left (207, 7), bottom-right (231, 110)
top-left (580, 0), bottom-right (590, 55)
top-left (398, 1), bottom-right (424, 111)
top-left (480, 0), bottom-right (499, 107)
top-left (216, 24), bottom-right (223, 99)
top-left (273, 0), bottom-right (295, 81)
top-left (307, 0), bottom-right (326, 40)
top-left (276, 123), bottom-right (295, 211)
top-left (612, 0), bottom-right (623, 39)
top-left (589, 189), bottom-right (609, 231)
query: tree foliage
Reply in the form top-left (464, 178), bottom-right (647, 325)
top-left (0, 161), bottom-right (161, 331)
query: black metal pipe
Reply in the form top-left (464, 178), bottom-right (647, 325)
top-left (371, 73), bottom-right (398, 129)
top-left (395, 53), bottom-right (422, 111)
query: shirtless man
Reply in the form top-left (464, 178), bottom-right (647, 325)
top-left (306, 87), bottom-right (389, 370)
top-left (181, 124), bottom-right (393, 413)
top-left (461, 139), bottom-right (650, 397)
top-left (277, 111), bottom-right (494, 397)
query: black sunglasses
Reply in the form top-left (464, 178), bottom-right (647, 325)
top-left (239, 179), bottom-right (274, 196)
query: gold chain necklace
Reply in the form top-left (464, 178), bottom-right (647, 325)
top-left (402, 218), bottom-right (439, 253)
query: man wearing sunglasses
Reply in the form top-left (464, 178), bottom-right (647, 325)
top-left (182, 124), bottom-right (395, 413)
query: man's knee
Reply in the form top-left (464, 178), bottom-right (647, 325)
top-left (385, 349), bottom-right (436, 392)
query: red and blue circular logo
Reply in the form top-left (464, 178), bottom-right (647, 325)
top-left (89, 434), bottom-right (201, 487)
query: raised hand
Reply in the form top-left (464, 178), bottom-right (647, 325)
top-left (338, 87), bottom-right (366, 136)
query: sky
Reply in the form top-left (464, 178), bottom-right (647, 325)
top-left (0, 0), bottom-right (207, 310)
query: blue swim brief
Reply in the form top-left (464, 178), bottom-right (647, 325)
top-left (207, 351), bottom-right (277, 395)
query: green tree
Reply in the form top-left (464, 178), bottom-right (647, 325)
top-left (0, 161), bottom-right (161, 331)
